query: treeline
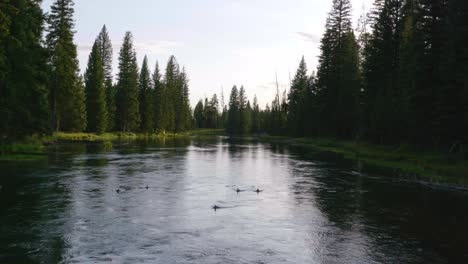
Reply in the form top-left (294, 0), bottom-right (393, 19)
top-left (197, 0), bottom-right (467, 150)
top-left (0, 0), bottom-right (192, 142)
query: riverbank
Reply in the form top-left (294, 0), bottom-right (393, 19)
top-left (257, 136), bottom-right (468, 187)
top-left (0, 131), bottom-right (192, 161)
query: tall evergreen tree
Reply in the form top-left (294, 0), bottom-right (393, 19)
top-left (46, 0), bottom-right (86, 132)
top-left (226, 86), bottom-right (240, 134)
top-left (251, 96), bottom-right (260, 133)
top-left (194, 100), bottom-right (205, 128)
top-left (163, 56), bottom-right (178, 132)
top-left (316, 0), bottom-right (360, 138)
top-left (177, 67), bottom-right (191, 131)
top-left (139, 56), bottom-right (154, 132)
top-left (364, 0), bottom-right (405, 143)
top-left (152, 61), bottom-right (164, 132)
top-left (96, 25), bottom-right (115, 131)
top-left (238, 86), bottom-right (250, 134)
top-left (84, 40), bottom-right (108, 133)
top-left (115, 31), bottom-right (140, 132)
top-left (288, 57), bottom-right (309, 137)
top-left (0, 0), bottom-right (49, 138)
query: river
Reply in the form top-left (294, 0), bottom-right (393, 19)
top-left (1, 136), bottom-right (467, 263)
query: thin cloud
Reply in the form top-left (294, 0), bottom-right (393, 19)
top-left (78, 41), bottom-right (183, 55)
top-left (296, 32), bottom-right (320, 43)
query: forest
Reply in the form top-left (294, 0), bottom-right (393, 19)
top-left (194, 0), bottom-right (468, 152)
top-left (0, 0), bottom-right (192, 142)
top-left (1, 0), bottom-right (468, 153)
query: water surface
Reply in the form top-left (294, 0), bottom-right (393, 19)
top-left (1, 137), bottom-right (467, 263)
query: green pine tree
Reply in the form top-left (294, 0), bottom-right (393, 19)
top-left (288, 57), bottom-right (309, 137)
top-left (96, 25), bottom-right (115, 131)
top-left (139, 55), bottom-right (154, 133)
top-left (46, 0), bottom-right (86, 132)
top-left (163, 56), bottom-right (178, 133)
top-left (0, 0), bottom-right (49, 138)
top-left (152, 61), bottom-right (164, 132)
top-left (84, 40), bottom-right (108, 133)
top-left (227, 86), bottom-right (240, 134)
top-left (115, 31), bottom-right (140, 132)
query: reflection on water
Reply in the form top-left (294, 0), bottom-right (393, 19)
top-left (1, 137), bottom-right (467, 263)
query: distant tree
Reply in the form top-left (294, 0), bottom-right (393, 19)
top-left (152, 62), bottom-right (164, 132)
top-left (163, 56), bottom-right (178, 132)
top-left (194, 100), bottom-right (205, 128)
top-left (46, 0), bottom-right (86, 132)
top-left (288, 57), bottom-right (309, 137)
top-left (251, 96), bottom-right (260, 133)
top-left (115, 32), bottom-right (140, 132)
top-left (177, 68), bottom-right (192, 131)
top-left (139, 56), bottom-right (154, 132)
top-left (226, 86), bottom-right (240, 134)
top-left (84, 40), bottom-right (108, 133)
top-left (238, 86), bottom-right (251, 134)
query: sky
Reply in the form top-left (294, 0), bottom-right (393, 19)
top-left (42, 0), bottom-right (372, 108)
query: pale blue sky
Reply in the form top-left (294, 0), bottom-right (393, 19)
top-left (42, 0), bottom-right (371, 107)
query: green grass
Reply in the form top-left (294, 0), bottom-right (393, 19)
top-left (0, 131), bottom-right (192, 161)
top-left (189, 129), bottom-right (226, 136)
top-left (52, 131), bottom-right (191, 142)
top-left (0, 135), bottom-right (47, 161)
top-left (259, 136), bottom-right (468, 186)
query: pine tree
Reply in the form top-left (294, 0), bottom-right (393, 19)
top-left (0, 0), bottom-right (49, 138)
top-left (115, 31), bottom-right (140, 132)
top-left (139, 56), bottom-right (154, 132)
top-left (177, 67), bottom-right (191, 131)
top-left (316, 0), bottom-right (360, 138)
top-left (227, 86), bottom-right (240, 134)
top-left (152, 61), bottom-right (164, 132)
top-left (84, 40), bottom-right (108, 133)
top-left (238, 86), bottom-right (250, 134)
top-left (364, 0), bottom-right (405, 143)
top-left (163, 56), bottom-right (178, 133)
top-left (96, 25), bottom-right (115, 131)
top-left (46, 0), bottom-right (86, 132)
top-left (194, 100), bottom-right (204, 128)
top-left (288, 57), bottom-right (309, 137)
top-left (251, 96), bottom-right (260, 133)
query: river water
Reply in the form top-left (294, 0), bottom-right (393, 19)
top-left (1, 136), bottom-right (467, 263)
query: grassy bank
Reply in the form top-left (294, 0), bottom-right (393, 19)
top-left (52, 131), bottom-right (191, 142)
top-left (0, 136), bottom-right (48, 161)
top-left (258, 136), bottom-right (468, 186)
top-left (0, 131), bottom-right (192, 161)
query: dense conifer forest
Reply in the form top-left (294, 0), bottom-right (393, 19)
top-left (1, 0), bottom-right (467, 153)
top-left (195, 0), bottom-right (468, 152)
top-left (0, 0), bottom-right (192, 143)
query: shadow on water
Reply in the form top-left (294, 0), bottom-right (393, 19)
top-left (286, 143), bottom-right (468, 263)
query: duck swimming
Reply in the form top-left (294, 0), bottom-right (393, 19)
top-left (236, 188), bottom-right (241, 193)
top-left (116, 189), bottom-right (120, 193)
top-left (256, 188), bottom-right (262, 193)
top-left (146, 185), bottom-right (149, 190)
top-left (212, 205), bottom-right (220, 211)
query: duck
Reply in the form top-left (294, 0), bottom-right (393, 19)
top-left (145, 185), bottom-right (149, 190)
top-left (116, 188), bottom-right (121, 193)
top-left (212, 205), bottom-right (220, 211)
top-left (236, 188), bottom-right (241, 193)
top-left (256, 188), bottom-right (262, 193)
